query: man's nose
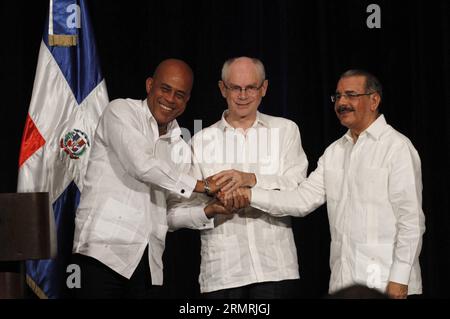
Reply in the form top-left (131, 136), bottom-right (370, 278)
top-left (165, 91), bottom-right (176, 103)
top-left (337, 94), bottom-right (354, 104)
top-left (238, 88), bottom-right (249, 98)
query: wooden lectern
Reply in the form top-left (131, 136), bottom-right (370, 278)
top-left (0, 192), bottom-right (56, 298)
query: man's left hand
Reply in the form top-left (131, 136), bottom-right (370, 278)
top-left (386, 281), bottom-right (408, 299)
top-left (217, 187), bottom-right (251, 211)
top-left (211, 169), bottom-right (256, 194)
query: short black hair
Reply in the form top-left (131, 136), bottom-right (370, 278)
top-left (340, 69), bottom-right (383, 100)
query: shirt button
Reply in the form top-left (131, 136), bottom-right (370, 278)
top-left (181, 189), bottom-right (185, 194)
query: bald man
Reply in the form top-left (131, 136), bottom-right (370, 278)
top-left (72, 59), bottom-right (227, 298)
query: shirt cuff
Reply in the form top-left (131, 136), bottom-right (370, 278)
top-left (190, 207), bottom-right (214, 230)
top-left (254, 173), bottom-right (299, 190)
top-left (254, 173), bottom-right (274, 189)
top-left (250, 188), bottom-right (271, 212)
top-left (175, 173), bottom-right (197, 198)
top-left (389, 261), bottom-right (412, 285)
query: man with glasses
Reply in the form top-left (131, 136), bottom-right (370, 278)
top-left (234, 69), bottom-right (425, 298)
top-left (168, 57), bottom-right (308, 298)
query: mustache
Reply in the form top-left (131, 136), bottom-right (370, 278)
top-left (336, 105), bottom-right (355, 114)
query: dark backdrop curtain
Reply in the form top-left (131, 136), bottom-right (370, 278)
top-left (1, 0), bottom-right (449, 298)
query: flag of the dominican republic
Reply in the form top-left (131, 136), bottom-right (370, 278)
top-left (17, 0), bottom-right (108, 298)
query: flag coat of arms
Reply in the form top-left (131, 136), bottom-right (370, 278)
top-left (17, 0), bottom-right (109, 298)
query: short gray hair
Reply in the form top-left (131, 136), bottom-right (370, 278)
top-left (221, 57), bottom-right (266, 83)
top-left (340, 69), bottom-right (383, 100)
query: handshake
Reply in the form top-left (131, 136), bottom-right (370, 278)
top-left (195, 170), bottom-right (254, 218)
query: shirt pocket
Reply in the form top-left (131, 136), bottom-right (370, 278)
top-left (356, 168), bottom-right (389, 203)
top-left (200, 234), bottom-right (242, 281)
top-left (93, 197), bottom-right (145, 244)
top-left (324, 169), bottom-right (344, 201)
top-left (262, 225), bottom-right (296, 271)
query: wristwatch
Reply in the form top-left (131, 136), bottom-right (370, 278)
top-left (203, 179), bottom-right (213, 197)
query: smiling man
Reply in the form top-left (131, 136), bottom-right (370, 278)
top-left (146, 60), bottom-right (192, 135)
top-left (244, 69), bottom-right (425, 298)
top-left (72, 59), bottom-right (226, 298)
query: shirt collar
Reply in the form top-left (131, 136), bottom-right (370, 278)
top-left (342, 114), bottom-right (387, 144)
top-left (161, 119), bottom-right (183, 142)
top-left (365, 114), bottom-right (387, 140)
top-left (142, 99), bottom-right (183, 142)
top-left (218, 110), bottom-right (269, 131)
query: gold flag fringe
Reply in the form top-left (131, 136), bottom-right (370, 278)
top-left (48, 34), bottom-right (77, 47)
top-left (26, 274), bottom-right (48, 299)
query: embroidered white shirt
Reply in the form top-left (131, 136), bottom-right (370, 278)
top-left (73, 99), bottom-right (196, 285)
top-left (168, 111), bottom-right (308, 293)
top-left (252, 115), bottom-right (425, 294)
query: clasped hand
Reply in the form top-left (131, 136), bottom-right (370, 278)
top-left (203, 170), bottom-right (253, 216)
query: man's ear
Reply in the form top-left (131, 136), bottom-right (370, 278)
top-left (371, 92), bottom-right (381, 112)
top-left (261, 79), bottom-right (269, 97)
top-left (146, 77), bottom-right (154, 94)
top-left (218, 81), bottom-right (227, 98)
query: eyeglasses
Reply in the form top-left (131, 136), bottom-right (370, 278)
top-left (330, 92), bottom-right (375, 103)
top-left (223, 82), bottom-right (264, 95)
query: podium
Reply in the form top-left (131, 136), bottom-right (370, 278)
top-left (0, 192), bottom-right (55, 298)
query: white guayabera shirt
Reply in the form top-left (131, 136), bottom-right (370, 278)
top-left (168, 111), bottom-right (308, 293)
top-left (73, 99), bottom-right (196, 285)
top-left (251, 115), bottom-right (425, 295)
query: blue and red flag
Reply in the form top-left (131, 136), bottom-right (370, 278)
top-left (17, 0), bottom-right (109, 298)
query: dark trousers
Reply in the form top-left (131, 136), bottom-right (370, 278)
top-left (73, 246), bottom-right (164, 299)
top-left (203, 279), bottom-right (299, 299)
